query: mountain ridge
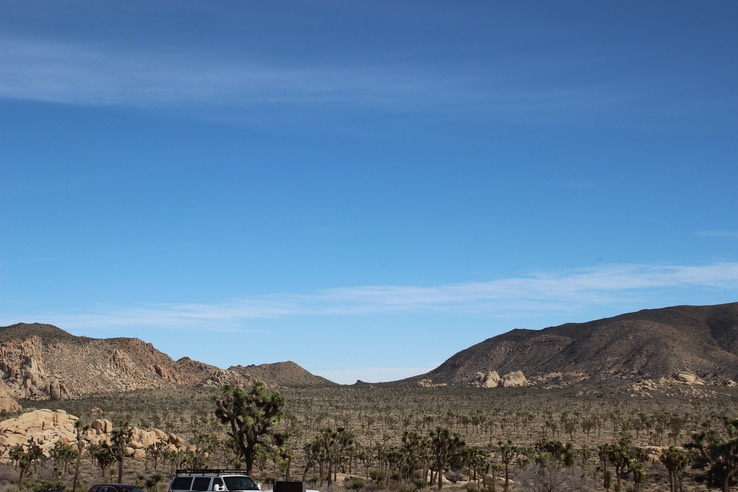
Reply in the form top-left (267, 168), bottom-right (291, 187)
top-left (403, 302), bottom-right (738, 387)
top-left (2, 302), bottom-right (736, 405)
top-left (0, 322), bottom-right (335, 403)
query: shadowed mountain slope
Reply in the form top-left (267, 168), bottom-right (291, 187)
top-left (405, 303), bottom-right (738, 387)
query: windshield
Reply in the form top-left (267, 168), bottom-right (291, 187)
top-left (223, 477), bottom-right (258, 491)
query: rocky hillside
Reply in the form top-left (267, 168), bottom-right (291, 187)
top-left (230, 361), bottom-right (335, 387)
top-left (0, 323), bottom-right (335, 402)
top-left (4, 303), bottom-right (736, 402)
top-left (406, 302), bottom-right (738, 388)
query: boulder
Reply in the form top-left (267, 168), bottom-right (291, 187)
top-left (0, 381), bottom-right (21, 414)
top-left (137, 429), bottom-right (159, 448)
top-left (170, 434), bottom-right (185, 449)
top-left (444, 470), bottom-right (468, 483)
top-left (91, 419), bottom-right (112, 434)
top-left (477, 371), bottom-right (500, 388)
top-left (49, 379), bottom-right (63, 400)
top-left (675, 372), bottom-right (699, 385)
top-left (501, 371), bottom-right (528, 388)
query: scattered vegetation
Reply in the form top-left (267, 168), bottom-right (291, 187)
top-left (7, 382), bottom-right (738, 491)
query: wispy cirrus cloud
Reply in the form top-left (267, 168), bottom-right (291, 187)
top-left (696, 230), bottom-right (738, 240)
top-left (0, 37), bottom-right (628, 118)
top-left (7, 262), bottom-right (738, 331)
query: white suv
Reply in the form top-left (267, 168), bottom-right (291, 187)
top-left (169, 470), bottom-right (260, 492)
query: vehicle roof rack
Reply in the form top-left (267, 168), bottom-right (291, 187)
top-left (175, 470), bottom-right (249, 475)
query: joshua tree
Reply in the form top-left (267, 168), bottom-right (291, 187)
top-left (400, 430), bottom-right (431, 482)
top-left (49, 441), bottom-right (77, 477)
top-left (598, 442), bottom-right (630, 492)
top-left (273, 431), bottom-right (294, 481)
top-left (429, 427), bottom-right (465, 490)
top-left (687, 416), bottom-right (738, 492)
top-left (535, 440), bottom-right (576, 468)
top-left (9, 438), bottom-right (43, 487)
top-left (464, 446), bottom-right (490, 486)
top-left (302, 437), bottom-right (324, 484)
top-left (659, 446), bottom-right (691, 492)
top-left (189, 430), bottom-right (217, 469)
top-left (90, 442), bottom-right (116, 478)
top-left (498, 439), bottom-right (517, 492)
top-left (146, 440), bottom-right (169, 471)
top-left (307, 426), bottom-right (355, 487)
top-left (110, 420), bottom-right (134, 483)
top-left (72, 419), bottom-right (90, 492)
top-left (214, 381), bottom-right (286, 475)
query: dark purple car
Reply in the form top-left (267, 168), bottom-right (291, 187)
top-left (87, 485), bottom-right (145, 492)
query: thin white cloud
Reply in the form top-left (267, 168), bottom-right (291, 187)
top-left (0, 37), bottom-right (456, 108)
top-left (0, 37), bottom-right (627, 118)
top-left (6, 262), bottom-right (737, 331)
top-left (0, 257), bottom-right (58, 267)
top-left (696, 230), bottom-right (738, 239)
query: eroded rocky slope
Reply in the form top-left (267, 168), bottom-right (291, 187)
top-left (0, 323), bottom-right (335, 402)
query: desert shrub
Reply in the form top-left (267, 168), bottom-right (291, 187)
top-left (33, 478), bottom-right (66, 492)
top-left (466, 484), bottom-right (497, 492)
top-left (368, 469), bottom-right (386, 483)
top-left (142, 472), bottom-right (164, 492)
top-left (305, 475), bottom-right (320, 486)
top-left (260, 477), bottom-right (276, 487)
top-left (0, 463), bottom-right (19, 484)
top-left (411, 478), bottom-right (427, 490)
top-left (389, 483), bottom-right (416, 492)
top-left (344, 476), bottom-right (365, 490)
top-left (361, 481), bottom-right (381, 492)
top-left (514, 463), bottom-right (596, 492)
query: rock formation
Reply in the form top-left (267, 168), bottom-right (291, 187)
top-left (0, 381), bottom-right (21, 414)
top-left (0, 409), bottom-right (187, 459)
top-left (472, 371), bottom-right (501, 388)
top-left (0, 323), bottom-right (336, 401)
top-left (500, 371), bottom-right (528, 387)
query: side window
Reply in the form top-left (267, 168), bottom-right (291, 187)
top-left (213, 479), bottom-right (224, 490)
top-left (193, 478), bottom-right (212, 491)
top-left (171, 477), bottom-right (193, 491)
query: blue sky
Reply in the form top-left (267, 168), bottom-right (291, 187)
top-left (1, 1), bottom-right (737, 384)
